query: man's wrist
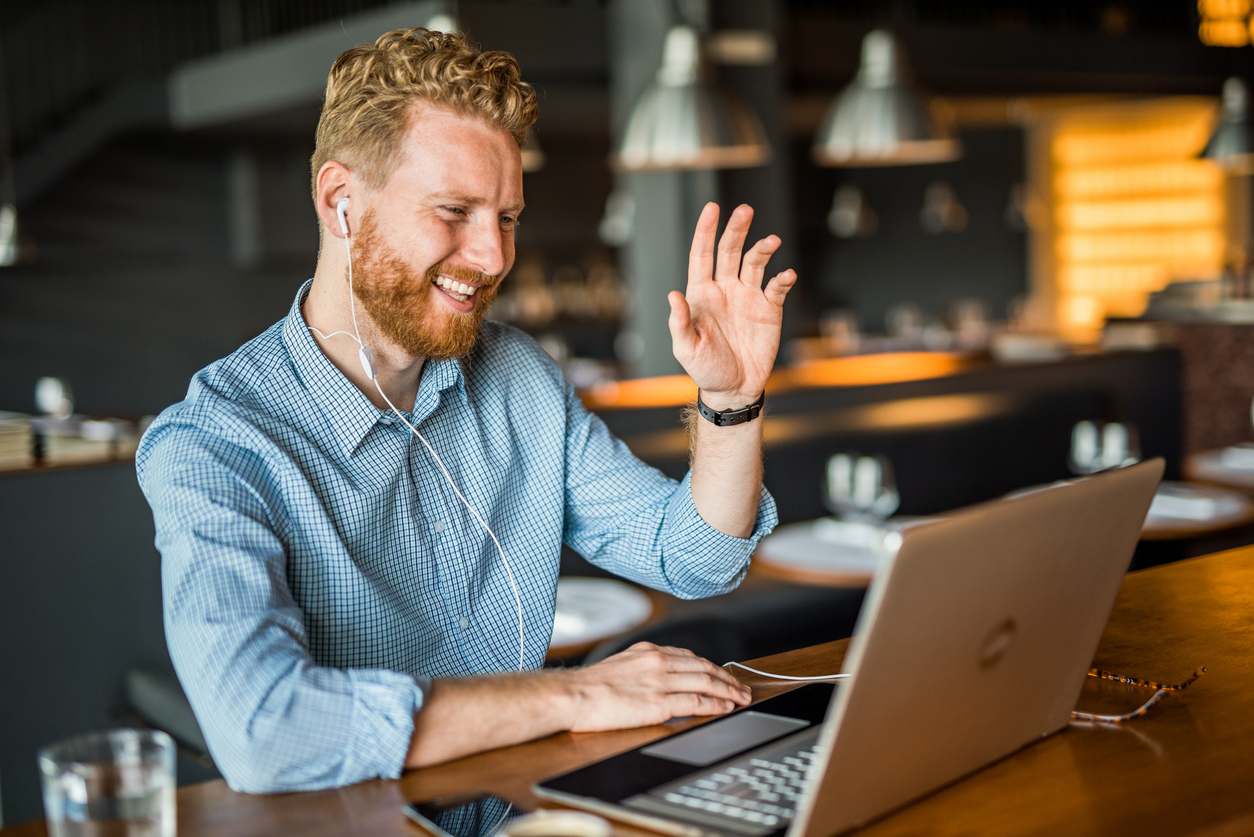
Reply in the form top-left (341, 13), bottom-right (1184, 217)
top-left (550, 669), bottom-right (587, 731)
top-left (698, 390), bottom-right (763, 412)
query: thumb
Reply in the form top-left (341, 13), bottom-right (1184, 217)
top-left (667, 291), bottom-right (696, 358)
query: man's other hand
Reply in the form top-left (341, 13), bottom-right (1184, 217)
top-left (406, 643), bottom-right (751, 768)
top-left (565, 641), bottom-right (752, 733)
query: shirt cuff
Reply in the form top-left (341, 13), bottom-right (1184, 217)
top-left (339, 669), bottom-right (428, 785)
top-left (660, 471), bottom-right (779, 599)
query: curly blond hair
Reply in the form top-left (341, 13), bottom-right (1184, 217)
top-left (311, 27), bottom-right (537, 196)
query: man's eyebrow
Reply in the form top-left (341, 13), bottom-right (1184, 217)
top-left (432, 194), bottom-right (524, 212)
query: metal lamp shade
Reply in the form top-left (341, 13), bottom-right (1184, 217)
top-left (614, 26), bottom-right (770, 172)
top-left (812, 29), bottom-right (960, 168)
top-left (1201, 78), bottom-right (1254, 175)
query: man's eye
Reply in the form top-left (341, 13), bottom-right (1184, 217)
top-left (500, 216), bottom-right (519, 227)
top-left (442, 206), bottom-right (467, 217)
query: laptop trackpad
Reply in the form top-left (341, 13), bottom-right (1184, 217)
top-left (641, 711), bottom-right (809, 767)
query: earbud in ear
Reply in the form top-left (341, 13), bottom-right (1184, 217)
top-left (337, 197), bottom-right (350, 236)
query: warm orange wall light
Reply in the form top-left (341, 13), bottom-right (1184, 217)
top-left (1025, 97), bottom-right (1226, 341)
top-left (1198, 0), bottom-right (1252, 46)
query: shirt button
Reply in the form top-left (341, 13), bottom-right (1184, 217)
top-left (433, 521), bottom-right (446, 533)
top-left (458, 617), bottom-right (469, 630)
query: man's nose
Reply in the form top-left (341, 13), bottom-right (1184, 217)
top-left (459, 215), bottom-right (507, 277)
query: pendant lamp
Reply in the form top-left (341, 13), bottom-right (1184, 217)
top-left (812, 29), bottom-right (960, 168)
top-left (614, 25), bottom-right (770, 171)
top-left (1201, 77), bottom-right (1254, 174)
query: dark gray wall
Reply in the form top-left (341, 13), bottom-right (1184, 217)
top-left (794, 128), bottom-right (1027, 333)
top-left (0, 135), bottom-right (317, 418)
top-left (0, 465), bottom-right (168, 825)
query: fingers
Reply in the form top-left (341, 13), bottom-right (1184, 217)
top-left (667, 291), bottom-right (696, 359)
top-left (764, 269), bottom-right (798, 307)
top-left (671, 693), bottom-right (739, 718)
top-left (610, 642), bottom-right (750, 697)
top-left (628, 643), bottom-right (752, 703)
top-left (740, 234), bottom-right (782, 289)
top-left (687, 203), bottom-right (720, 289)
top-left (716, 205), bottom-right (754, 283)
top-left (664, 671), bottom-right (753, 706)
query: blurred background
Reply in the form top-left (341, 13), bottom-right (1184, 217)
top-left (8, 0), bottom-right (1254, 826)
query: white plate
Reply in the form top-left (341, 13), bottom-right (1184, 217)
top-left (1145, 481), bottom-right (1249, 525)
top-left (549, 577), bottom-right (653, 649)
top-left (757, 519), bottom-right (892, 575)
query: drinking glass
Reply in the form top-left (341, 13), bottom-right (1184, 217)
top-left (1069, 420), bottom-right (1141, 475)
top-left (39, 729), bottom-right (176, 837)
top-left (824, 453), bottom-right (900, 521)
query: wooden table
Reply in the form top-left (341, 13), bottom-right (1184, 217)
top-left (9, 547), bottom-right (1254, 837)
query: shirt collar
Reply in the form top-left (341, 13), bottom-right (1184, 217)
top-left (281, 279), bottom-right (471, 456)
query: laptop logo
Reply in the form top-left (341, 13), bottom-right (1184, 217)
top-left (979, 618), bottom-right (1016, 668)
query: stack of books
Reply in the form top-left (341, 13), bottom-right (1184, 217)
top-left (0, 412), bottom-right (34, 470)
top-left (35, 417), bottom-right (121, 465)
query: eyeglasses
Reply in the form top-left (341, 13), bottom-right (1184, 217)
top-left (1069, 666), bottom-right (1206, 723)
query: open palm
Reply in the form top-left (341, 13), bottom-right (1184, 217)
top-left (668, 203), bottom-right (797, 408)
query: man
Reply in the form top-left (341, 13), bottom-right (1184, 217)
top-left (137, 28), bottom-right (797, 794)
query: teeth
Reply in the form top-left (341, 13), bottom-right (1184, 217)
top-left (435, 275), bottom-right (477, 297)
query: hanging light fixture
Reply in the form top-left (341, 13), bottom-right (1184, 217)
top-left (812, 29), bottom-right (960, 168)
top-left (1201, 77), bottom-right (1254, 174)
top-left (613, 25), bottom-right (770, 171)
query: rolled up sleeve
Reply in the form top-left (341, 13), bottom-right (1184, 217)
top-left (561, 386), bottom-right (778, 600)
top-left (139, 423), bottom-right (426, 793)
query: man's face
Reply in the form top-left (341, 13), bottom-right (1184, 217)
top-left (351, 103), bottom-right (524, 360)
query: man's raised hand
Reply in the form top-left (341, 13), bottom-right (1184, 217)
top-left (668, 203), bottom-right (797, 411)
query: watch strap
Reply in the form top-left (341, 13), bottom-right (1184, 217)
top-left (696, 391), bottom-right (765, 427)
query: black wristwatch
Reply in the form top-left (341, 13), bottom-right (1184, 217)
top-left (696, 391), bottom-right (766, 427)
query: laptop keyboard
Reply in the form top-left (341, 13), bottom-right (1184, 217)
top-left (660, 744), bottom-right (816, 827)
top-left (619, 728), bottom-right (823, 837)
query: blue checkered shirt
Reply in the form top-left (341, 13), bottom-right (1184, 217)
top-left (136, 280), bottom-right (777, 794)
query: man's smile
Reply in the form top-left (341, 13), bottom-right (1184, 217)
top-left (433, 273), bottom-right (482, 303)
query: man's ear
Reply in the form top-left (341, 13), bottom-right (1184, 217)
top-left (315, 161), bottom-right (352, 240)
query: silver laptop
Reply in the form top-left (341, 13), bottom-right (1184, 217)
top-left (536, 459), bottom-right (1163, 837)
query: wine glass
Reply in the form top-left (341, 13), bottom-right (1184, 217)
top-left (1069, 420), bottom-right (1141, 475)
top-left (824, 453), bottom-right (901, 522)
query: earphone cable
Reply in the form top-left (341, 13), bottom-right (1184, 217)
top-left (369, 375), bottom-right (526, 672)
top-left (307, 327), bottom-right (360, 343)
top-left (310, 203), bottom-right (525, 672)
top-left (724, 662), bottom-right (849, 682)
top-left (345, 226), bottom-right (364, 347)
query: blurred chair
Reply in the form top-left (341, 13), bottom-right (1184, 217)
top-left (583, 616), bottom-right (748, 667)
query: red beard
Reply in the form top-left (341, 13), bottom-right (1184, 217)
top-left (350, 210), bottom-right (501, 360)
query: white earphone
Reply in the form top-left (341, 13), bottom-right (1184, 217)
top-left (336, 195), bottom-right (350, 235)
top-left (310, 196), bottom-right (525, 672)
